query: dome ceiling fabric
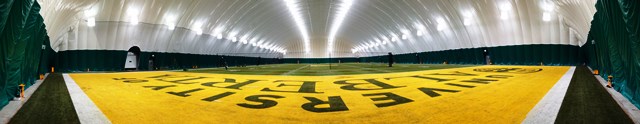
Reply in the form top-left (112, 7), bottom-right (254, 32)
top-left (38, 0), bottom-right (596, 58)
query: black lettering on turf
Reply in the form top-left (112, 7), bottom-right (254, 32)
top-left (362, 92), bottom-right (414, 108)
top-left (167, 88), bottom-right (204, 97)
top-left (301, 96), bottom-right (349, 112)
top-left (334, 79), bottom-right (404, 90)
top-left (261, 80), bottom-right (323, 93)
top-left (202, 92), bottom-right (236, 102)
top-left (237, 95), bottom-right (285, 109)
top-left (418, 87), bottom-right (460, 97)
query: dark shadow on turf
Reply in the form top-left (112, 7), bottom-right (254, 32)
top-left (554, 66), bottom-right (633, 124)
top-left (9, 74), bottom-right (80, 124)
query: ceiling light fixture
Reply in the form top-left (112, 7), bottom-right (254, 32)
top-left (436, 18), bottom-right (447, 31)
top-left (541, 1), bottom-right (554, 22)
top-left (217, 34), bottom-right (223, 39)
top-left (499, 2), bottom-right (511, 20)
top-left (542, 12), bottom-right (551, 22)
top-left (87, 17), bottom-right (95, 27)
top-left (462, 10), bottom-right (474, 26)
top-left (127, 8), bottom-right (139, 25)
top-left (283, 0), bottom-right (311, 53)
top-left (167, 23), bottom-right (175, 30)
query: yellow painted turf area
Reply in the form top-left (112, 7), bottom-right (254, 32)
top-left (70, 65), bottom-right (569, 124)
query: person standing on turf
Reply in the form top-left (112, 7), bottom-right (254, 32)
top-left (221, 57), bottom-right (228, 70)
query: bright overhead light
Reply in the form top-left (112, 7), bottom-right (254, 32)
top-left (217, 34), bottom-right (223, 39)
top-left (195, 28), bottom-right (202, 35)
top-left (437, 25), bottom-right (445, 31)
top-left (87, 17), bottom-right (95, 27)
top-left (193, 22), bottom-right (203, 35)
top-left (416, 30), bottom-right (423, 36)
top-left (165, 15), bottom-right (176, 30)
top-left (130, 17), bottom-right (139, 25)
top-left (461, 10), bottom-right (474, 26)
top-left (463, 19), bottom-right (471, 26)
top-left (327, 0), bottom-right (354, 54)
top-left (500, 12), bottom-right (508, 20)
top-left (499, 2), bottom-right (511, 20)
top-left (542, 12), bottom-right (551, 22)
top-left (283, 0), bottom-right (311, 53)
top-left (436, 17), bottom-right (447, 31)
top-left (541, 1), bottom-right (554, 12)
top-left (541, 1), bottom-right (553, 22)
top-left (128, 8), bottom-right (139, 25)
top-left (167, 23), bottom-right (175, 30)
top-left (402, 34), bottom-right (408, 40)
top-left (231, 37), bottom-right (237, 42)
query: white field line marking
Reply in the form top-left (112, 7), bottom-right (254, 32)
top-left (522, 66), bottom-right (576, 124)
top-left (282, 65), bottom-right (310, 75)
top-left (63, 74), bottom-right (111, 124)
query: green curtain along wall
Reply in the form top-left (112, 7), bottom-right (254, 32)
top-left (0, 0), bottom-right (54, 108)
top-left (282, 57), bottom-right (359, 64)
top-left (582, 0), bottom-right (640, 108)
top-left (284, 44), bottom-right (582, 66)
top-left (54, 50), bottom-right (283, 72)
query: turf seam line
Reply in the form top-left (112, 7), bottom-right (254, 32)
top-left (0, 73), bottom-right (49, 123)
top-left (522, 66), bottom-right (575, 124)
top-left (587, 67), bottom-right (640, 123)
top-left (282, 64), bottom-right (309, 75)
top-left (63, 74), bottom-right (112, 124)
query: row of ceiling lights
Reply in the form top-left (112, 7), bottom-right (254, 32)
top-left (351, 1), bottom-right (555, 53)
top-left (327, 0), bottom-right (354, 54)
top-left (84, 7), bottom-right (287, 54)
top-left (284, 0), bottom-right (310, 54)
top-left (284, 0), bottom-right (354, 55)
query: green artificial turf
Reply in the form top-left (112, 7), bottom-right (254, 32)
top-left (187, 63), bottom-right (475, 76)
top-left (554, 66), bottom-right (633, 124)
top-left (9, 73), bottom-right (80, 124)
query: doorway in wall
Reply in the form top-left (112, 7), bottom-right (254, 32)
top-left (125, 46), bottom-right (141, 70)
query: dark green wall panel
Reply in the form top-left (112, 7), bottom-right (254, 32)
top-left (583, 0), bottom-right (640, 108)
top-left (285, 44), bottom-right (582, 66)
top-left (54, 50), bottom-right (282, 72)
top-left (0, 0), bottom-right (52, 108)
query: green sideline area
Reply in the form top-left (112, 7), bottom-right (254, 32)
top-left (186, 63), bottom-right (474, 76)
top-left (554, 66), bottom-right (633, 123)
top-left (8, 74), bottom-right (80, 124)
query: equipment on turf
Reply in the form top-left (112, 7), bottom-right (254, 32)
top-left (607, 75), bottom-right (613, 88)
top-left (19, 84), bottom-right (25, 99)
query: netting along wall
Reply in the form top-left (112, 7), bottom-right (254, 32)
top-left (54, 50), bottom-right (283, 72)
top-left (0, 0), bottom-right (53, 108)
top-left (582, 0), bottom-right (640, 108)
top-left (285, 44), bottom-right (582, 66)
